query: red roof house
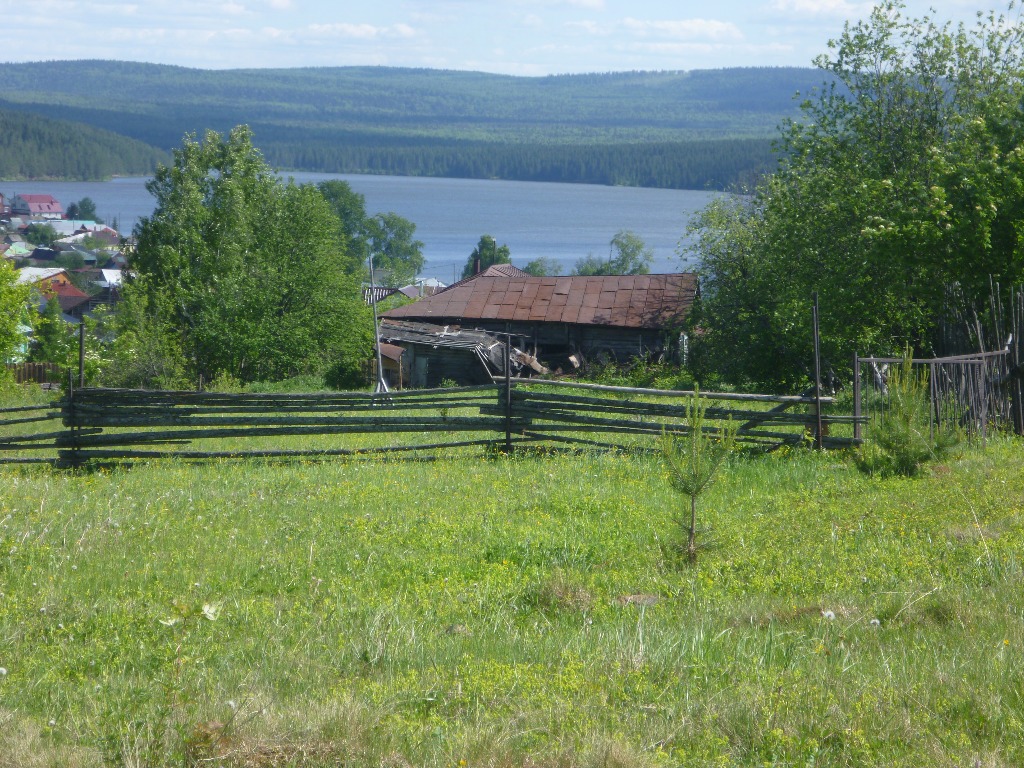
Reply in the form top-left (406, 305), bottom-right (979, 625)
top-left (11, 194), bottom-right (65, 220)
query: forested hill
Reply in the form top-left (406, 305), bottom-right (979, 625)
top-left (0, 109), bottom-right (169, 180)
top-left (0, 61), bottom-right (827, 188)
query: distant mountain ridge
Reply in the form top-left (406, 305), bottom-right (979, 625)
top-left (0, 61), bottom-right (828, 188)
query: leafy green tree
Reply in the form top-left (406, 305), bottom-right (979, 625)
top-left (316, 180), bottom-right (369, 274)
top-left (687, 1), bottom-right (1024, 390)
top-left (23, 223), bottom-right (59, 247)
top-left (573, 229), bottom-right (652, 276)
top-left (105, 276), bottom-right (188, 390)
top-left (129, 125), bottom-right (373, 386)
top-left (461, 235), bottom-right (511, 279)
top-left (30, 296), bottom-right (75, 365)
top-left (522, 257), bottom-right (563, 276)
top-left (316, 181), bottom-right (425, 286)
top-left (0, 262), bottom-right (31, 366)
top-left (366, 212), bottom-right (425, 287)
top-left (66, 197), bottom-right (100, 222)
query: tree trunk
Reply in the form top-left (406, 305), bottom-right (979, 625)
top-left (688, 493), bottom-right (698, 563)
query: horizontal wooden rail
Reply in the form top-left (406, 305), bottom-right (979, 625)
top-left (1, 379), bottom-right (862, 466)
top-left (495, 377), bottom-right (835, 404)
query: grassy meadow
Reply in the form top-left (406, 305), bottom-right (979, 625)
top-left (0, 383), bottom-right (1022, 766)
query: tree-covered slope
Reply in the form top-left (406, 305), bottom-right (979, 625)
top-left (0, 108), bottom-right (168, 180)
top-left (0, 62), bottom-right (825, 188)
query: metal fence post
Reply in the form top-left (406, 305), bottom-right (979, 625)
top-left (504, 336), bottom-right (512, 453)
top-left (78, 322), bottom-right (86, 389)
top-left (852, 353), bottom-right (862, 442)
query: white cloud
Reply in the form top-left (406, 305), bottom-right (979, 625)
top-left (772, 0), bottom-right (872, 16)
top-left (566, 20), bottom-right (607, 36)
top-left (621, 18), bottom-right (743, 41)
top-left (513, 0), bottom-right (605, 7)
top-left (265, 0), bottom-right (293, 8)
top-left (306, 22), bottom-right (416, 40)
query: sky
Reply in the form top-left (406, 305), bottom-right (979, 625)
top-left (1, 0), bottom-right (1016, 75)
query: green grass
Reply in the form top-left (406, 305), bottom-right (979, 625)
top-left (0, 407), bottom-right (1022, 765)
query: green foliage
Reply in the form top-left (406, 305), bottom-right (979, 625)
top-left (687, 2), bottom-right (1024, 389)
top-left (246, 374), bottom-right (329, 393)
top-left (573, 230), bottom-right (653, 276)
top-left (857, 354), bottom-right (960, 477)
top-left (0, 261), bottom-right (31, 364)
top-left (316, 179), bottom-right (369, 274)
top-left (22, 222), bottom-right (59, 247)
top-left (0, 108), bottom-right (167, 180)
top-left (461, 234), bottom-right (511, 279)
top-left (522, 256), bottom-right (563, 276)
top-left (659, 390), bottom-right (737, 562)
top-left (66, 196), bottom-right (100, 222)
top-left (29, 295), bottom-right (74, 366)
top-left (104, 276), bottom-right (189, 390)
top-left (315, 180), bottom-right (424, 285)
top-left (366, 211), bottom-right (424, 287)
top-left (128, 125), bottom-right (373, 386)
top-left (580, 359), bottom-right (695, 391)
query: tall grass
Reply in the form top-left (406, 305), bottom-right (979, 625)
top-left (0, 434), bottom-right (1021, 766)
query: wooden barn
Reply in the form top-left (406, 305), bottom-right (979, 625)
top-left (380, 273), bottom-right (697, 385)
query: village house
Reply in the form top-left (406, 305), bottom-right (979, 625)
top-left (10, 194), bottom-right (64, 220)
top-left (380, 272), bottom-right (698, 387)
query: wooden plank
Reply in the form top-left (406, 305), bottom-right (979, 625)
top-left (0, 403), bottom-right (63, 414)
top-left (60, 438), bottom-right (500, 462)
top-left (0, 413), bottom-right (62, 427)
top-left (67, 399), bottom-right (494, 418)
top-left (508, 393), bottom-right (831, 423)
top-left (497, 378), bottom-right (833, 404)
top-left (57, 419), bottom-right (528, 448)
top-left (64, 413), bottom-right (515, 429)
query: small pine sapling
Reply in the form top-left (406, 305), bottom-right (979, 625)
top-left (857, 352), bottom-right (960, 477)
top-left (660, 389), bottom-right (737, 563)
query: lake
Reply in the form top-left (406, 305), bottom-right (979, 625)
top-left (2, 174), bottom-right (718, 281)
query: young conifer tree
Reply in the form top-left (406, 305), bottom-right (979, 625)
top-left (660, 389), bottom-right (737, 563)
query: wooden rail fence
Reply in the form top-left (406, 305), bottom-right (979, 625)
top-left (853, 349), bottom-right (1021, 442)
top-left (0, 380), bottom-right (860, 467)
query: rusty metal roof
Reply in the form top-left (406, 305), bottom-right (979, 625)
top-left (382, 273), bottom-right (697, 330)
top-left (436, 263), bottom-right (531, 294)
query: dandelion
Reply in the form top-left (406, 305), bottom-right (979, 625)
top-left (870, 618), bottom-right (881, 627)
top-left (822, 610), bottom-right (836, 620)
top-left (0, 667), bottom-right (7, 676)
